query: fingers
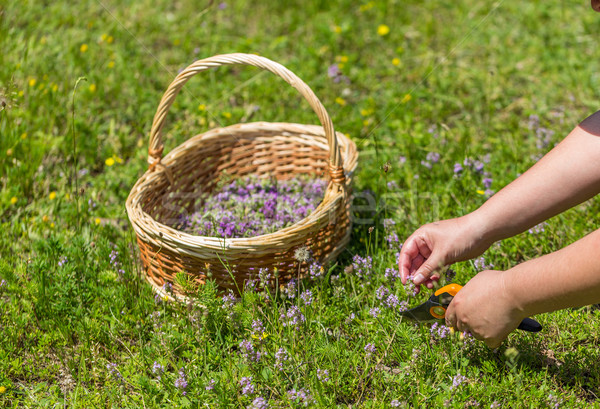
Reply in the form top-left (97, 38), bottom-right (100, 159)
top-left (398, 236), bottom-right (421, 284)
top-left (411, 255), bottom-right (443, 286)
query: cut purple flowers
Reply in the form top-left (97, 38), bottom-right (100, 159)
top-left (179, 176), bottom-right (327, 238)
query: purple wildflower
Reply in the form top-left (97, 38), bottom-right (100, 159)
top-left (287, 388), bottom-right (314, 406)
top-left (280, 305), bottom-right (305, 328)
top-left (474, 256), bottom-right (493, 271)
top-left (387, 180), bottom-right (398, 190)
top-left (420, 160), bottom-right (432, 169)
top-left (451, 373), bottom-right (467, 389)
top-left (206, 379), bottom-right (216, 391)
top-left (300, 290), bottom-right (313, 306)
top-left (258, 267), bottom-right (271, 284)
top-left (251, 319), bottom-right (265, 339)
top-left (369, 307), bottom-right (380, 318)
top-left (391, 400), bottom-right (402, 407)
top-left (426, 151), bottom-right (441, 163)
top-left (307, 261), bottom-right (324, 279)
top-left (58, 256), bottom-right (67, 267)
top-left (430, 322), bottom-right (451, 339)
top-left (453, 163), bottom-right (463, 174)
top-left (240, 376), bottom-right (255, 395)
top-left (385, 294), bottom-right (400, 308)
top-left (404, 280), bottom-right (417, 297)
top-left (352, 255), bottom-right (373, 278)
top-left (152, 361), bottom-right (164, 380)
top-left (376, 286), bottom-right (389, 300)
top-left (386, 232), bottom-right (399, 249)
top-left (483, 177), bottom-right (493, 189)
top-left (283, 279), bottom-right (296, 299)
top-left (218, 2), bottom-right (227, 9)
top-left (327, 64), bottom-right (340, 78)
top-left (174, 368), bottom-right (188, 394)
top-left (384, 267), bottom-right (401, 280)
top-left (364, 343), bottom-right (376, 357)
top-left (222, 291), bottom-right (236, 309)
top-left (317, 369), bottom-right (330, 382)
top-left (247, 397), bottom-right (269, 409)
top-left (275, 347), bottom-right (289, 370)
top-left (382, 218), bottom-right (396, 230)
top-left (106, 362), bottom-right (123, 381)
top-left (0, 279), bottom-right (6, 288)
top-left (528, 222), bottom-right (547, 234)
top-left (239, 339), bottom-right (261, 362)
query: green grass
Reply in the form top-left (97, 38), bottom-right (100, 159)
top-left (1, 0), bottom-right (600, 407)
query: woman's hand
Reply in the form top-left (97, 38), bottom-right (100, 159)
top-left (444, 269), bottom-right (525, 348)
top-left (398, 214), bottom-right (491, 291)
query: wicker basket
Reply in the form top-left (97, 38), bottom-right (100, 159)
top-left (126, 53), bottom-right (358, 297)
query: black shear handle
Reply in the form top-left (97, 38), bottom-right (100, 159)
top-left (517, 317), bottom-right (542, 332)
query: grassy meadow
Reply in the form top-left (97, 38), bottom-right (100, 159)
top-left (1, 0), bottom-right (600, 407)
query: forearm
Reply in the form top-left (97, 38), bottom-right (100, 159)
top-left (471, 111), bottom-right (600, 243)
top-left (506, 228), bottom-right (600, 317)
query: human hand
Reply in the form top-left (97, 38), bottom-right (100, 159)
top-left (444, 269), bottom-right (525, 348)
top-left (398, 214), bottom-right (491, 291)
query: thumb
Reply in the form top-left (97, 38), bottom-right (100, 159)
top-left (411, 253), bottom-right (445, 285)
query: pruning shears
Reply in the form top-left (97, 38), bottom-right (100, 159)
top-left (400, 283), bottom-right (542, 333)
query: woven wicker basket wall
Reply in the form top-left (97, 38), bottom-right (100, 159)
top-left (126, 53), bottom-right (358, 297)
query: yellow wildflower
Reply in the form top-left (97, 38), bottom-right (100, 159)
top-left (333, 25), bottom-right (342, 34)
top-left (49, 191), bottom-right (57, 200)
top-left (105, 157), bottom-right (115, 166)
top-left (52, 83), bottom-right (58, 92)
top-left (335, 97), bottom-right (346, 106)
top-left (6, 148), bottom-right (12, 156)
top-left (95, 217), bottom-right (101, 225)
top-left (251, 332), bottom-right (269, 340)
top-left (476, 189), bottom-right (485, 195)
top-left (29, 78), bottom-right (36, 87)
top-left (107, 60), bottom-right (115, 69)
top-left (42, 215), bottom-right (49, 223)
top-left (107, 35), bottom-right (114, 44)
top-left (401, 93), bottom-right (412, 103)
top-left (198, 104), bottom-right (206, 111)
top-left (173, 38), bottom-right (181, 46)
top-left (10, 197), bottom-right (17, 205)
top-left (65, 193), bottom-right (70, 200)
top-left (18, 90), bottom-right (24, 97)
top-left (50, 222), bottom-right (55, 228)
top-left (80, 44), bottom-right (88, 53)
top-left (392, 57), bottom-right (401, 66)
top-left (362, 119), bottom-right (371, 126)
top-left (377, 24), bottom-right (390, 36)
top-left (223, 112), bottom-right (232, 119)
top-left (89, 84), bottom-right (97, 92)
top-left (337, 55), bottom-right (349, 63)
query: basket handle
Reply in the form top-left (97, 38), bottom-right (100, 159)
top-left (148, 53), bottom-right (345, 185)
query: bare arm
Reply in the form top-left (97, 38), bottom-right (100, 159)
top-left (400, 110), bottom-right (600, 288)
top-left (473, 110), bottom-right (600, 243)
